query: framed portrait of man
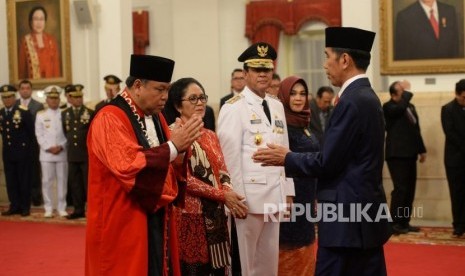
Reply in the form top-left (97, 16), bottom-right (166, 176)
top-left (380, 0), bottom-right (465, 74)
top-left (7, 0), bottom-right (72, 88)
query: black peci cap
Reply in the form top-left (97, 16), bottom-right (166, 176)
top-left (238, 42), bottom-right (277, 69)
top-left (325, 27), bottom-right (376, 53)
top-left (130, 55), bottom-right (175, 83)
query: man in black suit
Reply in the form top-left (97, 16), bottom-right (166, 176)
top-left (203, 105), bottom-right (216, 131)
top-left (253, 27), bottom-right (391, 275)
top-left (62, 84), bottom-right (94, 219)
top-left (219, 68), bottom-right (245, 109)
top-left (309, 86), bottom-right (334, 145)
top-left (0, 85), bottom-right (35, 217)
top-left (441, 79), bottom-right (465, 237)
top-left (383, 80), bottom-right (426, 235)
top-left (16, 79), bottom-right (44, 206)
top-left (395, 0), bottom-right (459, 60)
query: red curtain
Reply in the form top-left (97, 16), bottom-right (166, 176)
top-left (132, 10), bottom-right (150, 55)
top-left (246, 0), bottom-right (342, 57)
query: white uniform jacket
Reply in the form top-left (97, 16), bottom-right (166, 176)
top-left (35, 108), bottom-right (67, 162)
top-left (218, 87), bottom-right (294, 214)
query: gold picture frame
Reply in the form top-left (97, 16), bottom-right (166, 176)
top-left (380, 0), bottom-right (465, 75)
top-left (7, 0), bottom-right (72, 88)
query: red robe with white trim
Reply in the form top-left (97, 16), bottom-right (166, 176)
top-left (85, 103), bottom-right (183, 276)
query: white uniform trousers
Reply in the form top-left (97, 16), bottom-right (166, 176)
top-left (235, 213), bottom-right (280, 276)
top-left (41, 161), bottom-right (68, 213)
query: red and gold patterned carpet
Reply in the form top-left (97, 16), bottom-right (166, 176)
top-left (389, 226), bottom-right (465, 246)
top-left (2, 205), bottom-right (464, 246)
top-left (0, 206), bottom-right (86, 225)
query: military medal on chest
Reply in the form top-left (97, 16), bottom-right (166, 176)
top-left (274, 116), bottom-right (284, 134)
top-left (254, 130), bottom-right (263, 146)
top-left (80, 109), bottom-right (90, 124)
top-left (65, 112), bottom-right (71, 131)
top-left (13, 110), bottom-right (22, 127)
top-left (250, 113), bottom-right (263, 146)
top-left (304, 128), bottom-right (311, 137)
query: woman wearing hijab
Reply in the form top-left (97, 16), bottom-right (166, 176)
top-left (278, 76), bottom-right (319, 275)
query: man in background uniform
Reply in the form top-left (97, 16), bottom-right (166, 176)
top-left (35, 86), bottom-right (68, 218)
top-left (60, 84), bottom-right (73, 109)
top-left (62, 84), bottom-right (94, 219)
top-left (0, 85), bottom-right (35, 216)
top-left (95, 74), bottom-right (122, 112)
top-left (16, 79), bottom-right (44, 206)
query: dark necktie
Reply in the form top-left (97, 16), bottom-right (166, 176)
top-left (73, 108), bottom-right (79, 117)
top-left (262, 100), bottom-right (271, 123)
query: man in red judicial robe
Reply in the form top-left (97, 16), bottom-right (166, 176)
top-left (85, 54), bottom-right (203, 276)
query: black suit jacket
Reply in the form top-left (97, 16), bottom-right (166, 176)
top-left (219, 93), bottom-right (234, 109)
top-left (395, 1), bottom-right (459, 60)
top-left (16, 98), bottom-right (44, 122)
top-left (309, 99), bottom-right (333, 146)
top-left (285, 78), bottom-right (391, 248)
top-left (441, 99), bottom-right (465, 166)
top-left (0, 106), bottom-right (35, 162)
top-left (203, 105), bottom-right (216, 131)
top-left (383, 91), bottom-right (426, 160)
top-left (94, 100), bottom-right (109, 113)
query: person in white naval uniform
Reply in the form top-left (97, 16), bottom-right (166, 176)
top-left (217, 42), bottom-right (295, 276)
top-left (35, 85), bottom-right (68, 218)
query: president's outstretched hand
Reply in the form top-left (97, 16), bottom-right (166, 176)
top-left (252, 143), bottom-right (290, 166)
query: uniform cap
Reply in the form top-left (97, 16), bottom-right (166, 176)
top-left (130, 54), bottom-right (175, 83)
top-left (238, 42), bottom-right (277, 69)
top-left (325, 27), bottom-right (376, 52)
top-left (65, 84), bottom-right (83, 97)
top-left (44, 85), bottom-right (62, 98)
top-left (104, 75), bottom-right (122, 85)
top-left (0, 84), bottom-right (17, 97)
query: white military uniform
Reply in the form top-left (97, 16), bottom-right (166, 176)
top-left (218, 87), bottom-right (294, 276)
top-left (35, 108), bottom-right (68, 216)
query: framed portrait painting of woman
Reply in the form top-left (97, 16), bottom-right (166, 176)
top-left (7, 0), bottom-right (72, 88)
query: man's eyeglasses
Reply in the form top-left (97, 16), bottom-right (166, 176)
top-left (182, 94), bottom-right (208, 104)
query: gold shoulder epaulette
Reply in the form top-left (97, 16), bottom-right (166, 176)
top-left (226, 94), bottom-right (243, 104)
top-left (37, 109), bottom-right (46, 114)
top-left (18, 104), bottom-right (28, 111)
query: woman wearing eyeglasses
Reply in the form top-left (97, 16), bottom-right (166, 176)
top-left (163, 77), bottom-right (248, 275)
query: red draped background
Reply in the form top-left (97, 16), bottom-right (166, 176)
top-left (133, 10), bottom-right (150, 55)
top-left (245, 0), bottom-right (341, 56)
